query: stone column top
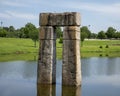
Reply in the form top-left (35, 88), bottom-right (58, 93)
top-left (39, 12), bottom-right (81, 26)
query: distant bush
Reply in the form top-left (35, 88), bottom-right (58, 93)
top-left (99, 45), bottom-right (103, 48)
top-left (105, 45), bottom-right (109, 48)
top-left (106, 54), bottom-right (109, 56)
top-left (99, 54), bottom-right (103, 57)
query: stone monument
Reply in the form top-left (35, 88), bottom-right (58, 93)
top-left (38, 12), bottom-right (81, 86)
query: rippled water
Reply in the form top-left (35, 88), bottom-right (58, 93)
top-left (0, 57), bottom-right (120, 96)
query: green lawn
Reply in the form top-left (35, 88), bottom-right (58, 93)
top-left (0, 37), bottom-right (38, 55)
top-left (56, 39), bottom-right (120, 57)
top-left (0, 53), bottom-right (38, 62)
top-left (0, 38), bottom-right (120, 61)
top-left (81, 39), bottom-right (120, 57)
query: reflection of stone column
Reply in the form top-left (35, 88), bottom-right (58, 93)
top-left (62, 26), bottom-right (81, 86)
top-left (37, 26), bottom-right (56, 84)
top-left (37, 84), bottom-right (55, 96)
top-left (62, 86), bottom-right (81, 96)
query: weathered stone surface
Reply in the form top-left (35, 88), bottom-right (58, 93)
top-left (40, 13), bottom-right (49, 26)
top-left (38, 40), bottom-right (53, 84)
top-left (63, 26), bottom-right (80, 40)
top-left (40, 26), bottom-right (55, 40)
top-left (62, 26), bottom-right (81, 86)
top-left (38, 26), bottom-right (56, 84)
top-left (40, 12), bottom-right (80, 26)
top-left (62, 39), bottom-right (81, 86)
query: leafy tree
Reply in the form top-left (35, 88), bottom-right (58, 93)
top-left (29, 28), bottom-right (39, 47)
top-left (19, 27), bottom-right (26, 38)
top-left (15, 29), bottom-right (23, 38)
top-left (80, 30), bottom-right (87, 46)
top-left (0, 28), bottom-right (7, 37)
top-left (81, 31), bottom-right (87, 42)
top-left (3, 27), bottom-right (9, 32)
top-left (24, 23), bottom-right (39, 47)
top-left (97, 31), bottom-right (107, 39)
top-left (114, 32), bottom-right (120, 39)
top-left (6, 26), bottom-right (16, 37)
top-left (106, 27), bottom-right (116, 39)
top-left (24, 23), bottom-right (32, 38)
top-left (81, 26), bottom-right (91, 39)
top-left (80, 26), bottom-right (91, 46)
top-left (8, 26), bottom-right (15, 32)
top-left (91, 33), bottom-right (97, 39)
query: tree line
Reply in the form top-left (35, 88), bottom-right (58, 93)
top-left (0, 23), bottom-right (120, 45)
top-left (56, 26), bottom-right (120, 44)
top-left (0, 23), bottom-right (39, 47)
top-left (0, 23), bottom-right (64, 46)
top-left (81, 26), bottom-right (120, 41)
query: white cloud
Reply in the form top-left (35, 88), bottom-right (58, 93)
top-left (79, 2), bottom-right (120, 15)
top-left (2, 1), bottom-right (27, 7)
top-left (6, 11), bottom-right (38, 20)
top-left (0, 13), bottom-right (10, 19)
top-left (53, 1), bottom-right (120, 16)
top-left (92, 3), bottom-right (119, 14)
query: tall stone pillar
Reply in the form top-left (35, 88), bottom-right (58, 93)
top-left (37, 26), bottom-right (56, 84)
top-left (62, 26), bottom-right (81, 86)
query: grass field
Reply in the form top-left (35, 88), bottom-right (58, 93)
top-left (81, 39), bottom-right (120, 57)
top-left (0, 53), bottom-right (38, 62)
top-left (0, 38), bottom-right (38, 55)
top-left (0, 37), bottom-right (120, 61)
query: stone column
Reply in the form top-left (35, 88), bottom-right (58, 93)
top-left (37, 26), bottom-right (56, 84)
top-left (62, 26), bottom-right (81, 86)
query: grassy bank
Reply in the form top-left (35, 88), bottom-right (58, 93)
top-left (0, 53), bottom-right (38, 62)
top-left (0, 38), bottom-right (120, 61)
top-left (81, 40), bottom-right (120, 57)
top-left (0, 38), bottom-right (38, 55)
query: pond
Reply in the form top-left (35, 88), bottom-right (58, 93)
top-left (0, 57), bottom-right (120, 96)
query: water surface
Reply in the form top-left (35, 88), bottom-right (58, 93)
top-left (0, 57), bottom-right (120, 96)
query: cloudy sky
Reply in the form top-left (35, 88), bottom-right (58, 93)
top-left (0, 0), bottom-right (120, 33)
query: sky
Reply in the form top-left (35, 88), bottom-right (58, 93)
top-left (0, 0), bottom-right (120, 33)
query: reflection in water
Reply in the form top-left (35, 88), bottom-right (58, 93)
top-left (62, 86), bottom-right (81, 96)
top-left (22, 61), bottom-right (37, 79)
top-left (37, 84), bottom-right (81, 96)
top-left (81, 57), bottom-right (120, 77)
top-left (0, 57), bottom-right (120, 96)
top-left (37, 84), bottom-right (55, 96)
top-left (0, 61), bottom-right (37, 79)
